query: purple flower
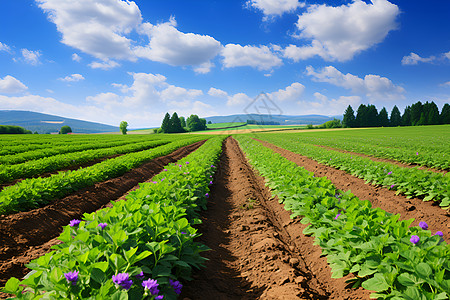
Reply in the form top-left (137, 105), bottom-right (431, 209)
top-left (169, 279), bottom-right (183, 295)
top-left (435, 231), bottom-right (444, 237)
top-left (419, 221), bottom-right (428, 230)
top-left (334, 213), bottom-right (341, 220)
top-left (416, 152), bottom-right (419, 155)
top-left (135, 271), bottom-right (145, 281)
top-left (181, 231), bottom-right (187, 234)
top-left (163, 169), bottom-right (168, 171)
top-left (152, 181), bottom-right (158, 184)
top-left (69, 219), bottom-right (81, 227)
top-left (186, 161), bottom-right (189, 164)
top-left (210, 175), bottom-right (213, 178)
top-left (64, 271), bottom-right (79, 285)
top-left (142, 278), bottom-right (159, 295)
top-left (112, 273), bottom-right (133, 290)
top-left (390, 184), bottom-right (395, 189)
top-left (155, 296), bottom-right (164, 300)
top-left (209, 181), bottom-right (213, 185)
top-left (211, 165), bottom-right (215, 168)
top-left (205, 193), bottom-right (209, 198)
top-left (410, 235), bottom-right (420, 245)
top-left (98, 223), bottom-right (107, 230)
top-left (387, 171), bottom-right (392, 175)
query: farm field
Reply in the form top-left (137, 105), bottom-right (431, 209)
top-left (1, 126), bottom-right (449, 299)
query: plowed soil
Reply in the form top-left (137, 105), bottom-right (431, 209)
top-left (0, 140), bottom-right (205, 292)
top-left (254, 138), bottom-right (450, 242)
top-left (182, 137), bottom-right (370, 299)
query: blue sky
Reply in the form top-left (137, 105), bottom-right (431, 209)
top-left (0, 0), bottom-right (449, 128)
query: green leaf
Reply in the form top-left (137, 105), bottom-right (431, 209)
top-left (397, 273), bottom-right (416, 287)
top-left (90, 268), bottom-right (107, 284)
top-left (2, 277), bottom-right (20, 294)
top-left (415, 262), bottom-right (432, 279)
top-left (361, 273), bottom-right (389, 292)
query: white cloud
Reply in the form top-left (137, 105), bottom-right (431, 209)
top-left (135, 17), bottom-right (221, 71)
top-left (160, 85), bottom-right (203, 101)
top-left (72, 53), bottom-right (82, 62)
top-left (440, 81), bottom-right (450, 87)
top-left (0, 75), bottom-right (28, 94)
top-left (227, 92), bottom-right (252, 106)
top-left (58, 73), bottom-right (85, 82)
top-left (89, 60), bottom-right (120, 70)
top-left (246, 0), bottom-right (304, 18)
top-left (445, 51), bottom-right (450, 60)
top-left (36, 0), bottom-right (141, 61)
top-left (285, 0), bottom-right (399, 62)
top-left (194, 61), bottom-right (214, 74)
top-left (306, 65), bottom-right (405, 100)
top-left (269, 82), bottom-right (305, 101)
top-left (298, 94), bottom-right (361, 115)
top-left (401, 52), bottom-right (435, 65)
top-left (20, 49), bottom-right (42, 65)
top-left (222, 44), bottom-right (282, 70)
top-left (0, 42), bottom-right (11, 52)
top-left (208, 87), bottom-right (228, 98)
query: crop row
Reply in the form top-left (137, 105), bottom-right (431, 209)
top-left (0, 135), bottom-right (161, 156)
top-left (258, 134), bottom-right (450, 208)
top-left (0, 139), bottom-right (174, 184)
top-left (284, 133), bottom-right (449, 170)
top-left (2, 136), bottom-right (226, 299)
top-left (235, 135), bottom-right (449, 299)
top-left (0, 136), bottom-right (206, 215)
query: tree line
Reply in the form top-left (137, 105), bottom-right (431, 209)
top-left (342, 101), bottom-right (450, 128)
top-left (157, 112), bottom-right (207, 133)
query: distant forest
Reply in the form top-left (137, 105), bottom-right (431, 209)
top-left (342, 101), bottom-right (450, 128)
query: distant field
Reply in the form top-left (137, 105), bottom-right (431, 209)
top-left (206, 122), bottom-right (246, 129)
top-left (200, 124), bottom-right (306, 134)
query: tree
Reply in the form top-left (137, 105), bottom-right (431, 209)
top-left (366, 104), bottom-right (379, 127)
top-left (426, 101), bottom-right (440, 125)
top-left (440, 103), bottom-right (450, 124)
top-left (187, 114), bottom-right (207, 131)
top-left (378, 107), bottom-right (389, 127)
top-left (402, 105), bottom-right (412, 126)
top-left (342, 105), bottom-right (356, 128)
top-left (161, 113), bottom-right (171, 133)
top-left (120, 121), bottom-right (128, 135)
top-left (169, 112), bottom-right (184, 133)
top-left (390, 105), bottom-right (401, 127)
top-left (179, 116), bottom-right (186, 128)
top-left (208, 121), bottom-right (212, 124)
top-left (410, 101), bottom-right (423, 126)
top-left (355, 104), bottom-right (368, 127)
top-left (59, 126), bottom-right (72, 134)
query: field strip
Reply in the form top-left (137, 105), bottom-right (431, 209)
top-left (254, 138), bottom-right (450, 242)
top-left (183, 137), bottom-right (369, 299)
top-left (0, 140), bottom-right (205, 290)
top-left (314, 144), bottom-right (448, 174)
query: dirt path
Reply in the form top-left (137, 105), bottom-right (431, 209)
top-left (182, 137), bottom-right (370, 299)
top-left (0, 140), bottom-right (205, 290)
top-left (255, 138), bottom-right (450, 242)
top-left (315, 144), bottom-right (448, 174)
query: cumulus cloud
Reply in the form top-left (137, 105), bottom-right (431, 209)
top-left (58, 73), bottom-right (85, 82)
top-left (89, 60), bottom-right (120, 70)
top-left (134, 17), bottom-right (222, 71)
top-left (445, 51), bottom-right (450, 60)
top-left (298, 94), bottom-right (361, 115)
top-left (0, 42), bottom-right (11, 52)
top-left (227, 93), bottom-right (252, 106)
top-left (72, 53), bottom-right (82, 62)
top-left (285, 0), bottom-right (399, 62)
top-left (440, 81), bottom-right (450, 87)
top-left (36, 0), bottom-right (141, 61)
top-left (0, 75), bottom-right (28, 94)
top-left (269, 82), bottom-right (305, 101)
top-left (401, 52), bottom-right (435, 65)
top-left (246, 0), bottom-right (305, 19)
top-left (19, 49), bottom-right (42, 65)
top-left (306, 65), bottom-right (405, 100)
top-left (222, 44), bottom-right (282, 70)
top-left (208, 87), bottom-right (229, 98)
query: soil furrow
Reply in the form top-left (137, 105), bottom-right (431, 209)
top-left (182, 137), bottom-right (369, 299)
top-left (255, 138), bottom-right (450, 242)
top-left (314, 144), bottom-right (448, 174)
top-left (0, 140), bottom-right (206, 290)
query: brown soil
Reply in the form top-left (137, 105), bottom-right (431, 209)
top-left (315, 145), bottom-right (448, 174)
top-left (182, 137), bottom-right (370, 299)
top-left (254, 138), bottom-right (450, 242)
top-left (0, 140), bottom-right (205, 292)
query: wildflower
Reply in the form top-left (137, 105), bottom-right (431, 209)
top-left (205, 193), bottom-right (209, 198)
top-left (410, 235), bottom-right (420, 245)
top-left (416, 152), bottom-right (419, 155)
top-left (435, 231), bottom-right (444, 237)
top-left (186, 161), bottom-right (189, 164)
top-left (135, 271), bottom-right (145, 281)
top-left (209, 181), bottom-right (213, 185)
top-left (112, 273), bottom-right (133, 290)
top-left (210, 175), bottom-right (213, 178)
top-left (169, 279), bottom-right (183, 295)
top-left (142, 279), bottom-right (160, 295)
top-left (64, 271), bottom-right (79, 285)
top-left (155, 296), bottom-right (164, 300)
top-left (181, 232), bottom-right (187, 234)
top-left (98, 223), bottom-right (107, 230)
top-left (211, 165), bottom-right (215, 168)
top-left (69, 219), bottom-right (81, 227)
top-left (334, 213), bottom-right (341, 220)
top-left (387, 171), bottom-right (392, 175)
top-left (163, 169), bottom-right (168, 171)
top-left (390, 184), bottom-right (395, 189)
top-left (418, 221), bottom-right (428, 230)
